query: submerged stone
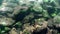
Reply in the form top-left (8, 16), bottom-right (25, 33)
top-left (0, 17), bottom-right (15, 26)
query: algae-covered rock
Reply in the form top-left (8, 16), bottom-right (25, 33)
top-left (53, 15), bottom-right (60, 24)
top-left (0, 0), bottom-right (60, 34)
top-left (0, 17), bottom-right (15, 26)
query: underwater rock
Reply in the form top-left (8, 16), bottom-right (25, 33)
top-left (0, 17), bottom-right (15, 26)
top-left (9, 28), bottom-right (18, 34)
top-left (53, 15), bottom-right (60, 24)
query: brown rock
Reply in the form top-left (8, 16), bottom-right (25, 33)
top-left (9, 28), bottom-right (18, 34)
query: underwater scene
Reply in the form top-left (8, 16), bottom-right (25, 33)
top-left (0, 0), bottom-right (60, 34)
